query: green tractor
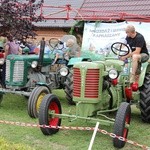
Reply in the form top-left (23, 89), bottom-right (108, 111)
top-left (0, 36), bottom-right (91, 118)
top-left (38, 42), bottom-right (150, 148)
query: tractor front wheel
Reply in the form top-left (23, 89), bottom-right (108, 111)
top-left (64, 71), bottom-right (75, 105)
top-left (39, 94), bottom-right (62, 135)
top-left (139, 73), bottom-right (150, 123)
top-left (113, 102), bottom-right (131, 148)
top-left (28, 86), bottom-right (50, 118)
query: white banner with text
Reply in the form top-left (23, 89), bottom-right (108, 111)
top-left (82, 21), bottom-right (150, 57)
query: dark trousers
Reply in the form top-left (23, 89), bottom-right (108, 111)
top-left (1, 62), bottom-right (6, 87)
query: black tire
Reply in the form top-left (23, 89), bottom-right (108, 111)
top-left (39, 94), bottom-right (62, 135)
top-left (64, 71), bottom-right (75, 105)
top-left (0, 83), bottom-right (4, 105)
top-left (0, 94), bottom-right (3, 105)
top-left (139, 73), bottom-right (150, 123)
top-left (113, 102), bottom-right (131, 148)
top-left (28, 86), bottom-right (50, 118)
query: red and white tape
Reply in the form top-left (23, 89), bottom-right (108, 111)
top-left (0, 120), bottom-right (149, 150)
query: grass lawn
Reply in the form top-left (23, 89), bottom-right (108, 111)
top-left (0, 90), bottom-right (150, 150)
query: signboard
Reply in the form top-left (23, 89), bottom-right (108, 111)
top-left (81, 21), bottom-right (150, 58)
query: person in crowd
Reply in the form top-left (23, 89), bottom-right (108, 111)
top-left (25, 38), bottom-right (37, 53)
top-left (0, 36), bottom-right (6, 51)
top-left (120, 25), bottom-right (149, 83)
top-left (34, 37), bottom-right (51, 54)
top-left (2, 34), bottom-right (22, 87)
top-left (4, 35), bottom-right (22, 59)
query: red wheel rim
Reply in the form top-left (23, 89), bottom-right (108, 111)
top-left (123, 113), bottom-right (130, 138)
top-left (48, 101), bottom-right (60, 126)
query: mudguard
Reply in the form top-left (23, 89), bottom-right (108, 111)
top-left (138, 62), bottom-right (150, 87)
top-left (35, 82), bottom-right (51, 92)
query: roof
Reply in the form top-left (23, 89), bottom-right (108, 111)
top-left (77, 0), bottom-right (150, 22)
top-left (34, 0), bottom-right (150, 27)
top-left (81, 0), bottom-right (150, 15)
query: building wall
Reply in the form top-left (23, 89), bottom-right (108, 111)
top-left (35, 27), bottom-right (69, 41)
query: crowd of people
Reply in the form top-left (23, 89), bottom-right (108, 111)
top-left (0, 34), bottom-right (81, 86)
top-left (0, 35), bottom-right (80, 58)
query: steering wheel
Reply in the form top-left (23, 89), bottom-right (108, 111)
top-left (111, 42), bottom-right (130, 56)
top-left (49, 38), bottom-right (64, 50)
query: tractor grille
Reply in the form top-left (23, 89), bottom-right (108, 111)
top-left (6, 60), bottom-right (24, 82)
top-left (6, 60), bottom-right (10, 81)
top-left (73, 68), bottom-right (99, 98)
top-left (73, 68), bottom-right (81, 97)
top-left (85, 69), bottom-right (99, 98)
top-left (13, 61), bottom-right (24, 82)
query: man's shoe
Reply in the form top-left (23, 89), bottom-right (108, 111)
top-left (130, 74), bottom-right (135, 83)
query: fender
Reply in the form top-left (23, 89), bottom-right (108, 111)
top-left (108, 86), bottom-right (119, 108)
top-left (138, 62), bottom-right (150, 87)
top-left (35, 82), bottom-right (52, 92)
top-left (67, 57), bottom-right (91, 66)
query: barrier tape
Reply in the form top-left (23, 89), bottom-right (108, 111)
top-left (0, 120), bottom-right (150, 150)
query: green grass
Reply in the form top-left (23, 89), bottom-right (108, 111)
top-left (0, 90), bottom-right (150, 150)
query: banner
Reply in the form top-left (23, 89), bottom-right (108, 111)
top-left (81, 21), bottom-right (150, 58)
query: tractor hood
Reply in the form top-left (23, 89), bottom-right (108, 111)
top-left (6, 54), bottom-right (52, 65)
top-left (104, 59), bottom-right (124, 72)
top-left (73, 59), bottom-right (123, 73)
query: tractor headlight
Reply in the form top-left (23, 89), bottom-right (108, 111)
top-left (60, 67), bottom-right (68, 76)
top-left (31, 61), bottom-right (38, 68)
top-left (108, 69), bottom-right (118, 79)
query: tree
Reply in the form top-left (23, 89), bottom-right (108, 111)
top-left (0, 0), bottom-right (44, 41)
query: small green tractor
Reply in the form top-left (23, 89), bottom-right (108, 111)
top-left (0, 36), bottom-right (91, 118)
top-left (38, 42), bottom-right (150, 148)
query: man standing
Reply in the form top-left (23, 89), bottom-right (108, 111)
top-left (120, 25), bottom-right (149, 83)
top-left (2, 34), bottom-right (22, 87)
top-left (4, 35), bottom-right (22, 59)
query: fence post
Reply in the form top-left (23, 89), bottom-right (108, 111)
top-left (88, 122), bottom-right (100, 150)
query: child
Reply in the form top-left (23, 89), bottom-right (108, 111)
top-left (52, 39), bottom-right (75, 65)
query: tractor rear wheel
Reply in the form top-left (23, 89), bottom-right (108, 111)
top-left (113, 102), bottom-right (131, 148)
top-left (39, 94), bottom-right (62, 135)
top-left (139, 73), bottom-right (150, 123)
top-left (0, 94), bottom-right (3, 105)
top-left (28, 86), bottom-right (50, 118)
top-left (64, 71), bottom-right (75, 105)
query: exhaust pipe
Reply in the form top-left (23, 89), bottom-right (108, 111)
top-left (38, 38), bottom-right (45, 70)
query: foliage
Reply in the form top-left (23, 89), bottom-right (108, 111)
top-left (0, 137), bottom-right (33, 150)
top-left (69, 20), bottom-right (85, 46)
top-left (69, 20), bottom-right (84, 36)
top-left (0, 0), bottom-right (44, 41)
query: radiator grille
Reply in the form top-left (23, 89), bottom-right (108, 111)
top-left (73, 68), bottom-right (100, 98)
top-left (73, 68), bottom-right (81, 97)
top-left (85, 69), bottom-right (99, 98)
top-left (13, 61), bottom-right (24, 82)
top-left (6, 60), bottom-right (10, 81)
